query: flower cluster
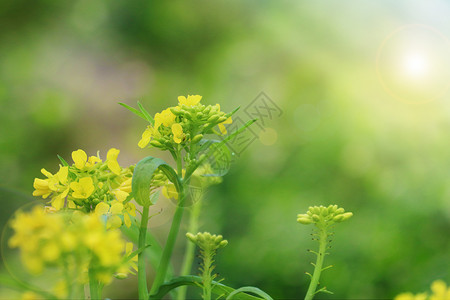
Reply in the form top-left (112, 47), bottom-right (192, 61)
top-left (297, 205), bottom-right (353, 228)
top-left (8, 206), bottom-right (136, 296)
top-left (394, 280), bottom-right (450, 300)
top-left (138, 95), bottom-right (233, 150)
top-left (32, 148), bottom-right (136, 228)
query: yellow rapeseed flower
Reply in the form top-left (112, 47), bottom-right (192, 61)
top-left (178, 95), bottom-right (202, 106)
top-left (70, 177), bottom-right (95, 199)
top-left (106, 148), bottom-right (121, 175)
top-left (218, 117), bottom-right (232, 134)
top-left (155, 108), bottom-right (176, 129)
top-left (430, 280), bottom-right (450, 300)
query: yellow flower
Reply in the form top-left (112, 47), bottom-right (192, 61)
top-left (72, 149), bottom-right (102, 169)
top-left (32, 178), bottom-right (52, 198)
top-left (430, 280), bottom-right (450, 300)
top-left (138, 127), bottom-right (153, 148)
top-left (172, 123), bottom-right (184, 144)
top-left (95, 200), bottom-right (124, 229)
top-left (154, 108), bottom-right (176, 129)
top-left (106, 148), bottom-right (121, 175)
top-left (33, 166), bottom-right (68, 201)
top-left (70, 177), bottom-right (95, 199)
top-left (178, 95), bottom-right (202, 106)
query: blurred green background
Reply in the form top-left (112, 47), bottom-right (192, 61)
top-left (1, 0), bottom-right (449, 299)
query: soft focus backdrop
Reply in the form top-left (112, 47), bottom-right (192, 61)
top-left (1, 0), bottom-right (449, 299)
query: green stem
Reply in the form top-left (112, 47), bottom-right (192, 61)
top-left (202, 250), bottom-right (213, 300)
top-left (89, 267), bottom-right (101, 300)
top-left (138, 204), bottom-right (151, 300)
top-left (304, 228), bottom-right (327, 300)
top-left (177, 200), bottom-right (202, 300)
top-left (150, 150), bottom-right (185, 295)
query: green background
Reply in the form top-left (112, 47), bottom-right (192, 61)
top-left (1, 0), bottom-right (449, 299)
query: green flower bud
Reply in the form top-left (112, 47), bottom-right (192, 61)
top-left (207, 115), bottom-right (220, 123)
top-left (312, 214), bottom-right (320, 222)
top-left (170, 107), bottom-right (182, 115)
top-left (332, 215), bottom-right (344, 222)
top-left (217, 116), bottom-right (228, 123)
top-left (150, 140), bottom-right (164, 147)
top-left (341, 212), bottom-right (353, 221)
top-left (297, 217), bottom-right (313, 225)
top-left (191, 134), bottom-right (203, 144)
top-left (219, 240), bottom-right (228, 248)
top-left (335, 208), bottom-right (345, 214)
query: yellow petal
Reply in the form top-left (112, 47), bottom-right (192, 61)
top-left (187, 95), bottom-right (202, 106)
top-left (107, 148), bottom-right (121, 175)
top-left (124, 213), bottom-right (131, 228)
top-left (172, 123), bottom-right (183, 144)
top-left (113, 190), bottom-right (129, 202)
top-left (57, 166), bottom-right (69, 185)
top-left (138, 128), bottom-right (152, 148)
top-left (79, 177), bottom-right (95, 197)
top-left (106, 215), bottom-right (122, 229)
top-left (95, 202), bottom-right (110, 215)
top-left (110, 202), bottom-right (124, 215)
top-left (41, 168), bottom-right (53, 178)
top-left (72, 149), bottom-right (87, 169)
top-left (51, 195), bottom-right (65, 210)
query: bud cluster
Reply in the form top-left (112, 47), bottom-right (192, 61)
top-left (186, 232), bottom-right (228, 252)
top-left (297, 205), bottom-right (353, 227)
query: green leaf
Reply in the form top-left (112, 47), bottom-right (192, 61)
top-left (225, 106), bottom-right (240, 118)
top-left (119, 102), bottom-right (148, 121)
top-left (132, 156), bottom-right (181, 206)
top-left (148, 275), bottom-right (264, 300)
top-left (0, 274), bottom-right (57, 299)
top-left (226, 287), bottom-right (274, 300)
top-left (57, 154), bottom-right (69, 167)
top-left (138, 101), bottom-right (155, 125)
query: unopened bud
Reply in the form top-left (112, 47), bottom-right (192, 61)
top-left (341, 212), bottom-right (353, 221)
top-left (191, 134), bottom-right (203, 144)
top-left (150, 140), bottom-right (163, 147)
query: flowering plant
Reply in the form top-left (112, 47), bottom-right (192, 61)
top-left (1, 95), bottom-right (447, 300)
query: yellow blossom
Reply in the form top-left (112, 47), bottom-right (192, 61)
top-left (86, 155), bottom-right (102, 167)
top-left (430, 280), bottom-right (450, 300)
top-left (106, 148), bottom-right (121, 175)
top-left (70, 177), bottom-right (95, 199)
top-left (154, 108), bottom-right (176, 129)
top-left (178, 95), bottom-right (202, 106)
top-left (172, 123), bottom-right (184, 144)
top-left (95, 200), bottom-right (124, 229)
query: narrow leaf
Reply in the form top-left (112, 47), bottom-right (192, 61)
top-left (119, 102), bottom-right (148, 121)
top-left (138, 101), bottom-right (155, 125)
top-left (57, 155), bottom-right (69, 167)
top-left (226, 286), bottom-right (274, 300)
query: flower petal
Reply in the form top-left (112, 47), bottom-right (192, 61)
top-left (72, 149), bottom-right (87, 169)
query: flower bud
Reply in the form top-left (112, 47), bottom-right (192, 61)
top-left (191, 134), bottom-right (203, 144)
top-left (341, 212), bottom-right (353, 221)
top-left (150, 140), bottom-right (164, 147)
top-left (332, 215), bottom-right (344, 222)
top-left (217, 116), bottom-right (228, 123)
top-left (312, 214), bottom-right (320, 222)
top-left (207, 115), bottom-right (220, 123)
top-left (335, 208), bottom-right (345, 214)
top-left (297, 217), bottom-right (313, 225)
top-left (170, 107), bottom-right (182, 115)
